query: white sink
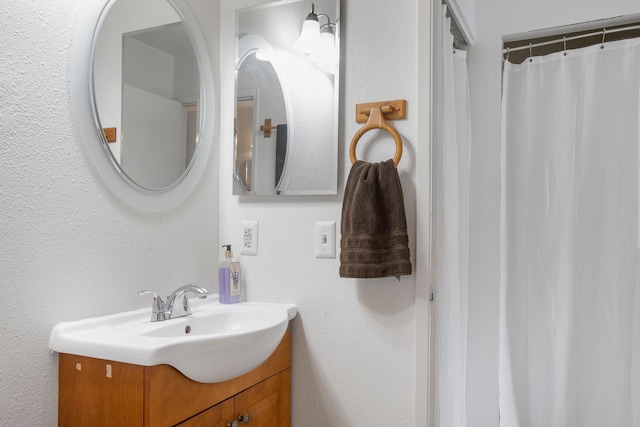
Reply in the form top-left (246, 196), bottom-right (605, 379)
top-left (49, 299), bottom-right (297, 383)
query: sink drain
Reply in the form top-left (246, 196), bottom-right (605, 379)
top-left (184, 325), bottom-right (192, 334)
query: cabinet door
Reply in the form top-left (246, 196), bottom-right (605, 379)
top-left (58, 354), bottom-right (144, 427)
top-left (234, 370), bottom-right (290, 427)
top-left (175, 397), bottom-right (235, 427)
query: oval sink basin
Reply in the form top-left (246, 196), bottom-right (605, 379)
top-left (49, 300), bottom-right (297, 383)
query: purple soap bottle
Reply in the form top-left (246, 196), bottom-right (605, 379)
top-left (218, 245), bottom-right (241, 304)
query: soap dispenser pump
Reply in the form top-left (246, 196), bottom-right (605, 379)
top-left (218, 245), bottom-right (241, 304)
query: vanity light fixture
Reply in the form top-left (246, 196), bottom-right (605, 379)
top-left (294, 3), bottom-right (336, 58)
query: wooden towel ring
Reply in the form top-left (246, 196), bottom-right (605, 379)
top-left (349, 107), bottom-right (403, 167)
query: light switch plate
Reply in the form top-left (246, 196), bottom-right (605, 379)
top-left (315, 221), bottom-right (336, 259)
top-left (241, 220), bottom-right (258, 256)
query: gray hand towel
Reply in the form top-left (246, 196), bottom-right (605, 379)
top-left (340, 159), bottom-right (412, 278)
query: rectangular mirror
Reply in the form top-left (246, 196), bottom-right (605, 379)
top-left (234, 0), bottom-right (340, 196)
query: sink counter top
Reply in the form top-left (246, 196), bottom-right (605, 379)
top-left (50, 299), bottom-right (297, 383)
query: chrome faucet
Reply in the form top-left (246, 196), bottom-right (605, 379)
top-left (138, 284), bottom-right (209, 322)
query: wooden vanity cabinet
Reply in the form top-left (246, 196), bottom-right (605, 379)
top-left (58, 328), bottom-right (291, 427)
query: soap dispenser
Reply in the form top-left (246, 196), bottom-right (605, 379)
top-left (218, 245), bottom-right (241, 304)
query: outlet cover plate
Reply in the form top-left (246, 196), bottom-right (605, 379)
top-left (241, 220), bottom-right (258, 256)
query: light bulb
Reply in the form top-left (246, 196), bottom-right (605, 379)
top-left (317, 26), bottom-right (336, 71)
top-left (294, 19), bottom-right (320, 54)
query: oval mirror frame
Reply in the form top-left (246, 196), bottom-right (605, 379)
top-left (72, 0), bottom-right (215, 212)
top-left (235, 34), bottom-right (294, 195)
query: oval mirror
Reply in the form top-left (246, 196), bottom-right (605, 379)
top-left (72, 0), bottom-right (215, 211)
top-left (93, 0), bottom-right (202, 192)
top-left (234, 0), bottom-right (339, 196)
top-left (235, 36), bottom-right (291, 195)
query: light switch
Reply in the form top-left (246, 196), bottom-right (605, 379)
top-left (315, 221), bottom-right (336, 259)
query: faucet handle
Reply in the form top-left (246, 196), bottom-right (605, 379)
top-left (138, 290), bottom-right (167, 322)
top-left (138, 290), bottom-right (164, 307)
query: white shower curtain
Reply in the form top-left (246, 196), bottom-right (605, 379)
top-left (500, 38), bottom-right (640, 426)
top-left (436, 6), bottom-right (471, 427)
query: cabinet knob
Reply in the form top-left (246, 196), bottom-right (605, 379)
top-left (238, 413), bottom-right (250, 424)
top-left (226, 421), bottom-right (238, 427)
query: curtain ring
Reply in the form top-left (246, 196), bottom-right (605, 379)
top-left (563, 36), bottom-right (567, 56)
top-left (506, 47), bottom-right (510, 62)
top-left (529, 43), bottom-right (533, 62)
top-left (601, 28), bottom-right (606, 49)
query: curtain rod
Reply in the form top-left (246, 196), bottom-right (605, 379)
top-left (502, 23), bottom-right (640, 54)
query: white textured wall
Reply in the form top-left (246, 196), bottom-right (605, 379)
top-left (220, 0), bottom-right (419, 425)
top-left (0, 0), bottom-right (219, 425)
top-left (1, 0), bottom-right (425, 425)
top-left (467, 0), bottom-right (640, 425)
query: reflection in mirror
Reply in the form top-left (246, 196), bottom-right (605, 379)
top-left (234, 0), bottom-right (339, 196)
top-left (236, 96), bottom-right (254, 192)
top-left (236, 42), bottom-right (288, 194)
top-left (93, 0), bottom-right (202, 191)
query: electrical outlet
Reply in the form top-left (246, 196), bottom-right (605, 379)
top-left (315, 221), bottom-right (336, 259)
top-left (241, 220), bottom-right (258, 256)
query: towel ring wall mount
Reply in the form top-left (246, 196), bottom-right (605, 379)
top-left (259, 118), bottom-right (278, 138)
top-left (349, 99), bottom-right (406, 167)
